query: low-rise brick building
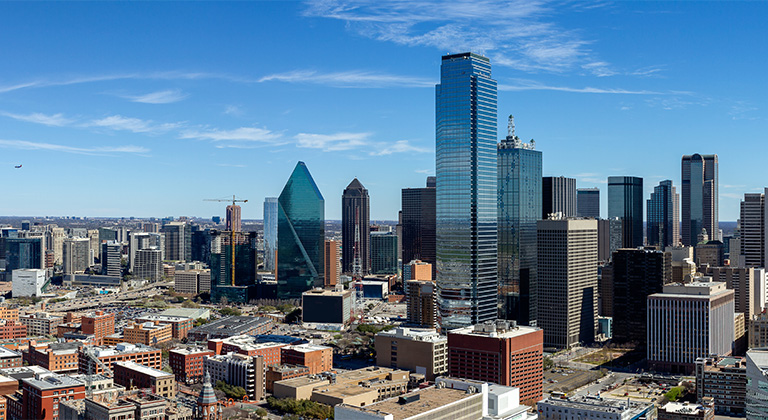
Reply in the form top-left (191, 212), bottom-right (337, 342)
top-left (168, 347), bottom-right (214, 384)
top-left (78, 344), bottom-right (162, 375)
top-left (113, 361), bottom-right (176, 399)
top-left (123, 321), bottom-right (173, 346)
top-left (280, 344), bottom-right (333, 375)
top-left (0, 321), bottom-right (27, 341)
top-left (266, 365), bottom-right (310, 393)
top-left (695, 356), bottom-right (746, 415)
top-left (25, 342), bottom-right (80, 373)
top-left (135, 314), bottom-right (193, 340)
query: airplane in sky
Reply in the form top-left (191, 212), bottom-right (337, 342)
top-left (14, 165), bottom-right (21, 168)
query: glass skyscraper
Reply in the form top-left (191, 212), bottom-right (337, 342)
top-left (436, 52), bottom-right (498, 330)
top-left (497, 117), bottom-right (541, 326)
top-left (342, 178), bottom-right (370, 275)
top-left (277, 162), bottom-right (325, 299)
top-left (263, 197), bottom-right (278, 272)
top-left (647, 180), bottom-right (679, 248)
top-left (608, 176), bottom-right (644, 248)
top-left (681, 154), bottom-right (719, 245)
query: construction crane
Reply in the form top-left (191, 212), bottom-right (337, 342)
top-left (204, 195), bottom-right (248, 286)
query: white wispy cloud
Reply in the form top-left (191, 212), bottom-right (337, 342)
top-left (86, 115), bottom-right (181, 134)
top-left (0, 139), bottom-right (149, 155)
top-left (371, 140), bottom-right (431, 155)
top-left (415, 169), bottom-right (432, 174)
top-left (499, 79), bottom-right (660, 94)
top-left (304, 0), bottom-right (613, 75)
top-left (0, 111), bottom-right (74, 127)
top-left (295, 132), bottom-right (371, 151)
top-left (180, 127), bottom-right (283, 147)
top-left (259, 70), bottom-right (434, 88)
top-left (217, 163), bottom-right (248, 168)
top-left (124, 89), bottom-right (188, 104)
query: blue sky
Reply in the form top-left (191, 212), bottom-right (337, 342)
top-left (0, 1), bottom-right (765, 221)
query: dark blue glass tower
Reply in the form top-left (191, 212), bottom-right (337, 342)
top-left (497, 117), bottom-right (541, 326)
top-left (608, 176), bottom-right (644, 248)
top-left (647, 180), bottom-right (679, 247)
top-left (277, 162), bottom-right (325, 299)
top-left (436, 52), bottom-right (498, 330)
top-left (263, 197), bottom-right (278, 272)
top-left (4, 237), bottom-right (43, 271)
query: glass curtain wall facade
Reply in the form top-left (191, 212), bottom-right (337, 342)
top-left (647, 180), bottom-right (679, 248)
top-left (341, 178), bottom-right (370, 274)
top-left (370, 231), bottom-right (398, 275)
top-left (497, 127), bottom-right (541, 326)
top-left (607, 176), bottom-right (644, 248)
top-left (5, 238), bottom-right (43, 271)
top-left (682, 154), bottom-right (719, 245)
top-left (211, 231), bottom-right (258, 303)
top-left (263, 197), bottom-right (278, 272)
top-left (277, 162), bottom-right (325, 299)
top-left (577, 188), bottom-right (600, 218)
top-left (436, 52), bottom-right (498, 330)
top-left (401, 181), bottom-right (436, 279)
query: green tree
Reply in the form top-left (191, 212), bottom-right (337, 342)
top-left (665, 386), bottom-right (683, 402)
top-left (182, 299), bottom-right (200, 308)
top-left (220, 307), bottom-right (242, 316)
top-left (162, 365), bottom-right (173, 373)
top-left (544, 356), bottom-right (554, 370)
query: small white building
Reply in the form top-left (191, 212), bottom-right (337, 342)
top-left (12, 269), bottom-right (46, 297)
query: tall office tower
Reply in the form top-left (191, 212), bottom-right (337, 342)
top-left (740, 190), bottom-right (766, 268)
top-left (537, 217), bottom-right (598, 348)
top-left (191, 228), bottom-right (212, 266)
top-left (62, 238), bottom-right (90, 274)
top-left (497, 116), bottom-right (541, 325)
top-left (101, 241), bottom-right (122, 277)
top-left (406, 280), bottom-right (437, 328)
top-left (129, 232), bottom-right (165, 273)
top-left (647, 180), bottom-right (680, 248)
top-left (4, 238), bottom-right (43, 271)
top-left (611, 248), bottom-right (670, 347)
top-left (45, 227), bottom-right (66, 265)
top-left (577, 188), bottom-right (600, 218)
top-left (160, 221), bottom-right (191, 262)
top-left (226, 204), bottom-right (242, 233)
top-left (263, 197), bottom-right (278, 272)
top-left (277, 162), bottom-right (324, 299)
top-left (370, 231), bottom-right (398, 275)
top-left (324, 240), bottom-right (340, 287)
top-left (682, 154), bottom-right (719, 244)
top-left (86, 229), bottom-right (100, 261)
top-left (401, 178), bottom-right (436, 279)
top-left (134, 248), bottom-right (163, 281)
top-left (341, 178), bottom-right (370, 274)
top-left (435, 52), bottom-right (498, 330)
top-left (648, 281), bottom-right (734, 374)
top-left (597, 218), bottom-right (622, 263)
top-left (608, 176), bottom-right (644, 248)
top-left (542, 176), bottom-right (576, 218)
top-left (211, 231), bottom-right (258, 303)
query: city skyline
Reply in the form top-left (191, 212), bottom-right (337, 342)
top-left (0, 2), bottom-right (766, 220)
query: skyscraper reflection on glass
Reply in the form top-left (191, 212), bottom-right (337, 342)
top-left (263, 197), bottom-right (278, 272)
top-left (435, 52), bottom-right (498, 330)
top-left (277, 162), bottom-right (325, 299)
top-left (497, 117), bottom-right (541, 326)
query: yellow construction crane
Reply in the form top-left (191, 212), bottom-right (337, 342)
top-left (204, 195), bottom-right (248, 286)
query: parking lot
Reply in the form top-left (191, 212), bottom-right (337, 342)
top-left (543, 368), bottom-right (601, 395)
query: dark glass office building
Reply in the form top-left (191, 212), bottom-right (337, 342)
top-left (211, 231), bottom-right (258, 304)
top-left (277, 162), bottom-right (325, 299)
top-left (435, 52), bottom-right (498, 330)
top-left (341, 178), bottom-right (370, 275)
top-left (4, 238), bottom-right (43, 272)
top-left (370, 231), bottom-right (398, 275)
top-left (497, 118), bottom-right (541, 326)
top-left (647, 180), bottom-right (679, 248)
top-left (611, 248), bottom-right (670, 347)
top-left (577, 188), bottom-right (600, 219)
top-left (263, 197), bottom-right (278, 272)
top-left (608, 176), bottom-right (644, 248)
top-left (401, 178), bottom-right (436, 277)
top-left (542, 176), bottom-right (576, 218)
top-left (682, 154), bottom-right (719, 245)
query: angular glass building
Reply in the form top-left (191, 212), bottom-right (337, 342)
top-left (277, 162), bottom-right (325, 299)
top-left (682, 154), bottom-right (719, 244)
top-left (608, 176), bottom-right (644, 248)
top-left (647, 180), bottom-right (679, 248)
top-left (497, 117), bottom-right (541, 326)
top-left (263, 197), bottom-right (278, 272)
top-left (435, 52), bottom-right (498, 330)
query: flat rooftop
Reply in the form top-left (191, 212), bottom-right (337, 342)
top-left (189, 316), bottom-right (270, 336)
top-left (377, 327), bottom-right (445, 343)
top-left (114, 361), bottom-right (172, 378)
top-left (24, 374), bottom-right (83, 390)
top-left (169, 347), bottom-right (212, 356)
top-left (158, 308), bottom-right (211, 319)
top-left (540, 396), bottom-right (652, 416)
top-left (661, 402), bottom-right (708, 414)
top-left (341, 387), bottom-right (472, 420)
top-left (448, 322), bottom-right (540, 339)
top-left (275, 375), bottom-right (329, 388)
top-left (302, 289), bottom-right (350, 297)
top-left (283, 343), bottom-right (332, 353)
top-left (137, 314), bottom-right (192, 323)
top-left (0, 347), bottom-right (21, 358)
top-left (313, 383), bottom-right (378, 398)
top-left (89, 343), bottom-right (159, 357)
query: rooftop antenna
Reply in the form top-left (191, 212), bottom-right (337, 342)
top-left (507, 115), bottom-right (515, 138)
